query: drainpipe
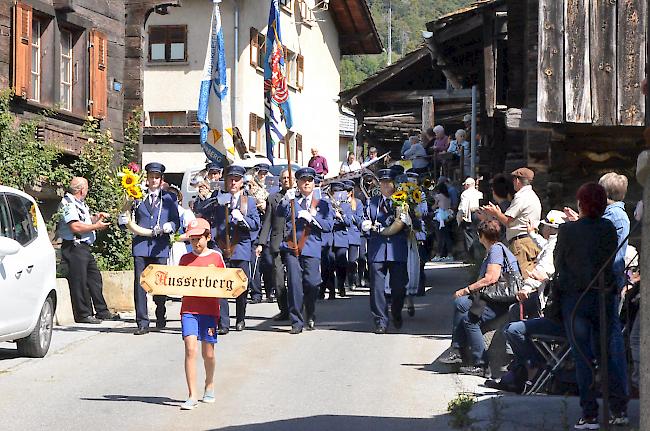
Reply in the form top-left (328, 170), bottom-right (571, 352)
top-left (470, 85), bottom-right (477, 177)
top-left (233, 0), bottom-right (239, 127)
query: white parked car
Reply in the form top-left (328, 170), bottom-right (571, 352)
top-left (0, 186), bottom-right (57, 357)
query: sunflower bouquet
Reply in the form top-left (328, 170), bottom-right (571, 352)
top-left (390, 181), bottom-right (424, 213)
top-left (117, 162), bottom-right (144, 201)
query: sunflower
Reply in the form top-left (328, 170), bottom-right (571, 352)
top-left (121, 171), bottom-right (139, 190)
top-left (392, 191), bottom-right (407, 201)
top-left (127, 186), bottom-right (143, 199)
top-left (413, 189), bottom-right (423, 204)
top-left (404, 182), bottom-right (418, 190)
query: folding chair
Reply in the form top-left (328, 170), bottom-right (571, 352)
top-left (523, 334), bottom-right (572, 395)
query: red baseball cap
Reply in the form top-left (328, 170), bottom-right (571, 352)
top-left (183, 218), bottom-right (211, 238)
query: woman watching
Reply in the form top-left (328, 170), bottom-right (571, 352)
top-left (440, 220), bottom-right (521, 378)
top-left (339, 152), bottom-right (362, 174)
top-left (554, 182), bottom-right (628, 429)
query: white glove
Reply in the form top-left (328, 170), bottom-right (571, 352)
top-left (284, 188), bottom-right (296, 201)
top-left (118, 214), bottom-right (129, 226)
top-left (152, 225), bottom-right (163, 237)
top-left (217, 193), bottom-right (231, 206)
top-left (373, 221), bottom-right (383, 232)
top-left (297, 209), bottom-right (313, 223)
top-left (361, 220), bottom-right (373, 232)
top-left (231, 208), bottom-right (245, 222)
top-left (399, 211), bottom-right (412, 227)
top-left (162, 222), bottom-right (174, 234)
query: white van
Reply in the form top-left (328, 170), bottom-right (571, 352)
top-left (0, 186), bottom-right (57, 357)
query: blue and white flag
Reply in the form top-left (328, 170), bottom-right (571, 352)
top-left (197, 0), bottom-right (235, 167)
top-left (264, 0), bottom-right (293, 165)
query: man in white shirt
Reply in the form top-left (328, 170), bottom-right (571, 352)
top-left (482, 167), bottom-right (542, 276)
top-left (456, 177), bottom-right (483, 253)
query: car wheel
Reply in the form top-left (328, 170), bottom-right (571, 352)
top-left (17, 297), bottom-right (54, 358)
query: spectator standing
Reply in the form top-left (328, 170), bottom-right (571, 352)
top-left (482, 168), bottom-right (541, 277)
top-left (308, 148), bottom-right (329, 176)
top-left (339, 152), bottom-right (362, 174)
top-left (403, 137), bottom-right (429, 173)
top-left (554, 183), bottom-right (628, 428)
top-left (364, 146), bottom-right (379, 164)
top-left (58, 177), bottom-right (116, 324)
top-left (456, 177), bottom-right (483, 253)
top-left (431, 183), bottom-right (454, 262)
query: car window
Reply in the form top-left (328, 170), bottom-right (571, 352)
top-left (0, 194), bottom-right (12, 239)
top-left (6, 194), bottom-right (37, 246)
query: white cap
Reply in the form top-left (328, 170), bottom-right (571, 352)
top-left (540, 210), bottom-right (567, 228)
top-left (462, 177), bottom-right (475, 186)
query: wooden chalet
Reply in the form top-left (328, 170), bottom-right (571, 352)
top-left (425, 0), bottom-right (647, 207)
top-left (339, 46), bottom-right (472, 160)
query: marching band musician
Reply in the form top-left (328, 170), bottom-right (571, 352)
top-left (362, 169), bottom-right (410, 334)
top-left (250, 162), bottom-right (273, 303)
top-left (280, 167), bottom-right (334, 334)
top-left (343, 180), bottom-right (364, 290)
top-left (205, 165), bottom-right (260, 334)
top-left (318, 176), bottom-right (336, 300)
top-left (329, 182), bottom-right (353, 298)
top-left (129, 162), bottom-right (180, 335)
top-left (193, 162), bottom-right (222, 215)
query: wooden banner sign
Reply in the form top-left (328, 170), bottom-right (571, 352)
top-left (140, 265), bottom-right (248, 298)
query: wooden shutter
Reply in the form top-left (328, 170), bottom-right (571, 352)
top-left (249, 113), bottom-right (257, 152)
top-left (297, 54), bottom-right (304, 90)
top-left (12, 2), bottom-right (32, 99)
top-left (250, 28), bottom-right (259, 68)
top-left (296, 133), bottom-right (303, 164)
top-left (89, 30), bottom-right (108, 118)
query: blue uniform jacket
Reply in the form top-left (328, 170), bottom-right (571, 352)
top-left (348, 198), bottom-right (364, 246)
top-left (332, 201), bottom-right (353, 248)
top-left (279, 196), bottom-right (334, 258)
top-left (367, 195), bottom-right (408, 263)
top-left (208, 193), bottom-right (260, 261)
top-left (132, 191), bottom-right (180, 258)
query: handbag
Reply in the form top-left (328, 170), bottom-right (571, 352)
top-left (542, 275), bottom-right (562, 324)
top-left (480, 244), bottom-right (522, 303)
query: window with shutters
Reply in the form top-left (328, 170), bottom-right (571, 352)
top-left (284, 49), bottom-right (304, 91)
top-left (297, 0), bottom-right (314, 27)
top-left (296, 133), bottom-right (303, 164)
top-left (249, 113), bottom-right (265, 153)
top-left (89, 30), bottom-right (108, 118)
top-left (280, 0), bottom-right (292, 14)
top-left (249, 28), bottom-right (266, 70)
top-left (12, 2), bottom-right (32, 99)
top-left (30, 18), bottom-right (41, 102)
top-left (148, 25), bottom-right (187, 63)
top-left (60, 29), bottom-right (72, 111)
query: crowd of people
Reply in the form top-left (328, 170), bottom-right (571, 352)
top-left (56, 148), bottom-right (641, 423)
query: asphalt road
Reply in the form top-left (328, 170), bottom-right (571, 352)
top-left (0, 263), bottom-right (640, 430)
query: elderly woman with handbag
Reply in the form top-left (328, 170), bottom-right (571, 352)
top-left (439, 220), bottom-right (522, 378)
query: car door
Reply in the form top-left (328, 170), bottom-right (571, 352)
top-left (0, 193), bottom-right (41, 336)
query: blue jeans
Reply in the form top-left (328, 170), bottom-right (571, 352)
top-left (561, 292), bottom-right (628, 417)
top-left (452, 296), bottom-right (508, 365)
top-left (504, 317), bottom-right (565, 369)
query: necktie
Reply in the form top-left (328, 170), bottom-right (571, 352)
top-left (380, 198), bottom-right (388, 214)
top-left (150, 193), bottom-right (158, 208)
top-left (300, 197), bottom-right (308, 210)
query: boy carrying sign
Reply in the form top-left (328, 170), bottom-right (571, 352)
top-left (178, 218), bottom-right (225, 410)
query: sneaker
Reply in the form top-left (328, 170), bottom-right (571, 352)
top-left (430, 256), bottom-right (441, 262)
top-left (180, 398), bottom-right (198, 410)
top-left (574, 417), bottom-right (599, 430)
top-left (459, 365), bottom-right (491, 378)
top-left (609, 412), bottom-right (629, 426)
top-left (202, 389), bottom-right (215, 404)
top-left (439, 351), bottom-right (463, 365)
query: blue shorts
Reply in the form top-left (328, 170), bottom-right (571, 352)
top-left (181, 313), bottom-right (218, 344)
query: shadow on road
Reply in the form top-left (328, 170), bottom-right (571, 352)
top-left (81, 394), bottom-right (182, 407)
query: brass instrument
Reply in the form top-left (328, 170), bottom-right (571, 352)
top-left (119, 198), bottom-right (154, 237)
top-left (244, 167), bottom-right (269, 210)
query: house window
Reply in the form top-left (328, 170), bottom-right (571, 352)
top-left (149, 111), bottom-right (187, 126)
top-left (249, 113), bottom-right (265, 152)
top-left (30, 18), bottom-right (40, 102)
top-left (250, 28), bottom-right (266, 70)
top-left (284, 131), bottom-right (302, 163)
top-left (148, 25), bottom-right (187, 62)
top-left (297, 0), bottom-right (314, 26)
top-left (280, 0), bottom-right (292, 13)
top-left (60, 29), bottom-right (72, 111)
top-left (284, 49), bottom-right (304, 90)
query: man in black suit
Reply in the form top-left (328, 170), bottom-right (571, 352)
top-left (258, 168), bottom-right (291, 320)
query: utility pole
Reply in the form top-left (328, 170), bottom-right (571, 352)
top-left (387, 0), bottom-right (392, 65)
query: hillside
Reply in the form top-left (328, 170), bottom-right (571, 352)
top-left (341, 0), bottom-right (474, 90)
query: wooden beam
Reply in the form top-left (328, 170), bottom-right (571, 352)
top-left (371, 88), bottom-right (472, 103)
top-left (564, 0), bottom-right (592, 123)
top-left (422, 96), bottom-right (434, 131)
top-left (617, 0), bottom-right (646, 126)
top-left (483, 11), bottom-right (496, 118)
top-left (537, 0), bottom-right (564, 123)
top-left (590, 0), bottom-right (617, 126)
top-left (435, 14), bottom-right (483, 43)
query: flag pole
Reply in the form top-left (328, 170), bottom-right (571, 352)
top-left (287, 138), bottom-right (299, 256)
